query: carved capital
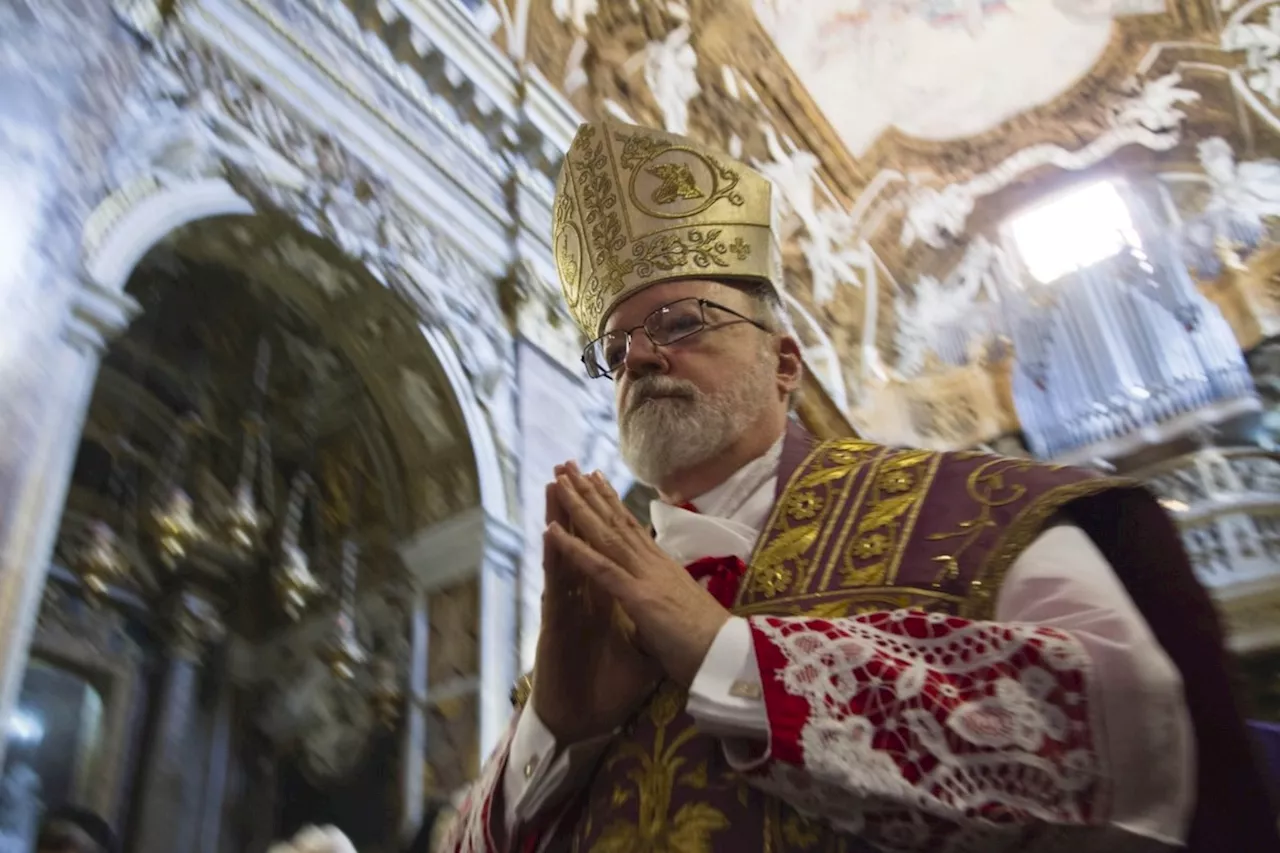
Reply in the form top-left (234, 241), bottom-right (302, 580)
top-left (64, 275), bottom-right (141, 355)
top-left (397, 507), bottom-right (523, 591)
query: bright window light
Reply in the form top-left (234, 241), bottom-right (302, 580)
top-left (1007, 181), bottom-right (1142, 284)
top-left (6, 708), bottom-right (43, 744)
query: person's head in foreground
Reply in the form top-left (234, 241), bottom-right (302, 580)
top-left (35, 806), bottom-right (117, 853)
top-left (554, 120), bottom-right (803, 494)
top-left (265, 824), bottom-right (357, 853)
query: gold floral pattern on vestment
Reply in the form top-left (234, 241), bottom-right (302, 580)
top-left (960, 476), bottom-right (1136, 619)
top-left (735, 438), bottom-right (880, 608)
top-left (582, 684), bottom-right (734, 853)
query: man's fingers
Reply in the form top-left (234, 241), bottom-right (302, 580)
top-left (564, 464), bottom-right (618, 526)
top-left (547, 521), bottom-right (630, 599)
top-left (545, 480), bottom-right (570, 530)
top-left (556, 474), bottom-right (619, 552)
top-left (588, 470), bottom-right (648, 534)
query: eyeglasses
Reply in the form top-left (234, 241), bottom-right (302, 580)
top-left (582, 297), bottom-right (771, 379)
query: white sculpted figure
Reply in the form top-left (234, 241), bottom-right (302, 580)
top-left (1180, 136), bottom-right (1280, 267)
top-left (899, 183), bottom-right (976, 249)
top-left (1200, 136), bottom-right (1280, 234)
top-left (895, 237), bottom-right (1013, 377)
top-left (1222, 8), bottom-right (1280, 105)
top-left (644, 24), bottom-right (701, 135)
top-left (551, 0), bottom-right (599, 33)
top-left (1109, 73), bottom-right (1200, 133)
top-left (753, 125), bottom-right (865, 304)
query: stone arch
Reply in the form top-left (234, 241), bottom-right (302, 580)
top-left (81, 178), bottom-right (509, 522)
top-left (66, 178), bottom-right (522, 844)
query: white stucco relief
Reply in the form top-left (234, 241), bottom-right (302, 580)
top-left (644, 23), bottom-right (700, 135)
top-left (897, 73), bottom-right (1199, 248)
top-left (894, 236), bottom-right (1017, 378)
top-left (753, 0), bottom-right (1122, 156)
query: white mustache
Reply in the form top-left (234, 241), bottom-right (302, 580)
top-left (626, 377), bottom-right (697, 412)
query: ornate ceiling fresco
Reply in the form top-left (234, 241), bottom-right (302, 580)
top-left (497, 0), bottom-right (1280, 447)
top-left (753, 0), bottom-right (1132, 156)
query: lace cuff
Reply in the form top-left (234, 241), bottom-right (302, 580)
top-left (744, 610), bottom-right (1101, 847)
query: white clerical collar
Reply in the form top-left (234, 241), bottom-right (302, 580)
top-left (649, 435), bottom-right (784, 520)
top-left (690, 437), bottom-right (784, 519)
top-left (647, 435), bottom-right (785, 565)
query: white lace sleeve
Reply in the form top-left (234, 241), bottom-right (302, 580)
top-left (737, 527), bottom-right (1193, 852)
top-left (746, 609), bottom-right (1099, 849)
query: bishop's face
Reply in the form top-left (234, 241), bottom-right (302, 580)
top-left (602, 279), bottom-right (793, 487)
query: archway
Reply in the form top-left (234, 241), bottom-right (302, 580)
top-left (80, 179), bottom-right (508, 521)
top-left (0, 169), bottom-right (518, 852)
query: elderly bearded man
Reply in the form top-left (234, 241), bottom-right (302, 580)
top-left (441, 120), bottom-right (1277, 853)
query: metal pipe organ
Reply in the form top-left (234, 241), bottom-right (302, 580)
top-left (1010, 259), bottom-right (1253, 457)
top-left (995, 187), bottom-right (1257, 460)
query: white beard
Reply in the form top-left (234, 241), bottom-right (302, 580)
top-left (618, 356), bottom-right (775, 487)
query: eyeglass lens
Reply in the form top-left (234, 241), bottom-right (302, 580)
top-left (588, 298), bottom-right (706, 377)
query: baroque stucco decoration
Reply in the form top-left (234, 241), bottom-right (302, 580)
top-left (95, 2), bottom-right (518, 520)
top-left (897, 73), bottom-right (1201, 250)
top-left (518, 0), bottom-right (1275, 447)
top-left (70, 0), bottom-right (544, 789)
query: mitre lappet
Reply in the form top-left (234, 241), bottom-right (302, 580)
top-left (552, 119), bottom-right (785, 337)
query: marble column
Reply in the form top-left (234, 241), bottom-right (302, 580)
top-left (0, 274), bottom-right (138, 767)
top-left (132, 590), bottom-right (226, 853)
top-left (478, 531), bottom-right (521, 760)
top-left (397, 505), bottom-right (523, 768)
top-left (398, 589), bottom-right (428, 845)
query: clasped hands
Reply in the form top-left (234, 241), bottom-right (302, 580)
top-left (531, 461), bottom-right (731, 743)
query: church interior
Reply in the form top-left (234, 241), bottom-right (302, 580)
top-left (2, 0), bottom-right (1280, 849)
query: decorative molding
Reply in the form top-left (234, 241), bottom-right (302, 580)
top-left (897, 73), bottom-right (1201, 249)
top-left (82, 6), bottom-right (530, 520)
top-left (63, 275), bottom-right (142, 355)
top-left (1222, 0), bottom-right (1280, 137)
top-left (397, 507), bottom-right (523, 592)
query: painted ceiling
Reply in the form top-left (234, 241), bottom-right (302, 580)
top-left (751, 0), bottom-right (1135, 156)
top-left (501, 0), bottom-right (1276, 446)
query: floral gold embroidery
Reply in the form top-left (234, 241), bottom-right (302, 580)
top-left (880, 471), bottom-right (914, 493)
top-left (837, 449), bottom-right (938, 589)
top-left (925, 458), bottom-right (1038, 588)
top-left (589, 684), bottom-right (730, 853)
top-left (738, 440), bottom-right (878, 606)
top-left (961, 475), bottom-right (1133, 618)
top-left (853, 533), bottom-right (890, 559)
top-left (786, 491), bottom-right (822, 520)
top-left (748, 563), bottom-right (797, 600)
top-left (630, 229), bottom-right (750, 281)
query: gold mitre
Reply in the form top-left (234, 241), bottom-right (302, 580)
top-left (552, 119), bottom-right (783, 337)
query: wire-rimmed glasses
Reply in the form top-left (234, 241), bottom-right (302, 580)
top-left (581, 297), bottom-right (771, 379)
